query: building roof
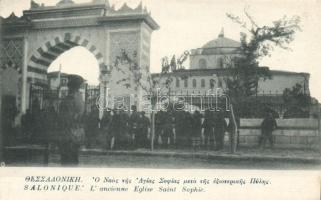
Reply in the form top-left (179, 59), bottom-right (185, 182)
top-left (152, 68), bottom-right (310, 78)
top-left (202, 30), bottom-right (240, 49)
top-left (22, 0), bottom-right (160, 31)
top-left (47, 71), bottom-right (69, 78)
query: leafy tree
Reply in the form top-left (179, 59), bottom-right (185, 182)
top-left (226, 9), bottom-right (301, 103)
top-left (225, 8), bottom-right (301, 152)
top-left (108, 49), bottom-right (189, 150)
top-left (283, 83), bottom-right (311, 118)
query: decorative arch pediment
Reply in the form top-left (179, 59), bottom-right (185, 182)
top-left (27, 33), bottom-right (106, 84)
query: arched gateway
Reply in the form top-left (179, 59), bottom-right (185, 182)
top-left (0, 0), bottom-right (159, 115)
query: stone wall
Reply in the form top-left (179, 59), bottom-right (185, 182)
top-left (238, 118), bottom-right (320, 149)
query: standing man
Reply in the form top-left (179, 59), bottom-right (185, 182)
top-left (109, 109), bottom-right (123, 150)
top-left (84, 106), bottom-right (100, 148)
top-left (119, 109), bottom-right (130, 149)
top-left (58, 75), bottom-right (85, 166)
top-left (202, 109), bottom-right (214, 150)
top-left (129, 105), bottom-right (140, 149)
top-left (100, 110), bottom-right (112, 150)
top-left (174, 110), bottom-right (184, 148)
top-left (154, 110), bottom-right (164, 148)
top-left (260, 112), bottom-right (277, 149)
top-left (184, 111), bottom-right (193, 148)
top-left (138, 111), bottom-right (150, 148)
top-left (213, 111), bottom-right (227, 151)
top-left (191, 110), bottom-right (202, 151)
top-left (162, 110), bottom-right (174, 148)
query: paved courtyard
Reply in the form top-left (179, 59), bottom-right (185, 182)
top-left (4, 145), bottom-right (321, 169)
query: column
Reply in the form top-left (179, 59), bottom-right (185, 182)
top-left (21, 38), bottom-right (28, 114)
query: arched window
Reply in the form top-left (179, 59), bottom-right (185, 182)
top-left (192, 79), bottom-right (197, 88)
top-left (176, 78), bottom-right (180, 87)
top-left (201, 79), bottom-right (205, 88)
top-left (210, 79), bottom-right (215, 89)
top-left (199, 58), bottom-right (207, 69)
top-left (217, 57), bottom-right (224, 68)
top-left (184, 79), bottom-right (188, 88)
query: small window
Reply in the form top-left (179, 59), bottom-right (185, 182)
top-left (218, 57), bottom-right (224, 68)
top-left (61, 79), bottom-right (67, 86)
top-left (210, 79), bottom-right (215, 88)
top-left (176, 79), bottom-right (180, 87)
top-left (192, 79), bottom-right (197, 88)
top-left (199, 58), bottom-right (207, 69)
top-left (201, 79), bottom-right (205, 88)
top-left (184, 79), bottom-right (188, 88)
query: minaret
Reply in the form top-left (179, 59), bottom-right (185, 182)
top-left (218, 27), bottom-right (224, 38)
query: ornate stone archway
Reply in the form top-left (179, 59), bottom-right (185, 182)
top-left (27, 33), bottom-right (105, 84)
top-left (1, 0), bottom-right (159, 114)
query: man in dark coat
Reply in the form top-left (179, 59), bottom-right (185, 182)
top-left (136, 111), bottom-right (150, 148)
top-left (129, 106), bottom-right (140, 149)
top-left (162, 110), bottom-right (174, 148)
top-left (260, 112), bottom-right (277, 149)
top-left (154, 110), bottom-right (164, 148)
top-left (101, 110), bottom-right (112, 149)
top-left (191, 110), bottom-right (202, 151)
top-left (109, 109), bottom-right (123, 150)
top-left (58, 75), bottom-right (85, 166)
top-left (84, 106), bottom-right (100, 148)
top-left (183, 111), bottom-right (193, 148)
top-left (174, 110), bottom-right (185, 148)
top-left (42, 105), bottom-right (58, 165)
top-left (202, 109), bottom-right (214, 150)
top-left (213, 111), bottom-right (227, 150)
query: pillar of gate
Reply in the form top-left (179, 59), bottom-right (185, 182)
top-left (0, 69), bottom-right (3, 162)
top-left (20, 38), bottom-right (29, 115)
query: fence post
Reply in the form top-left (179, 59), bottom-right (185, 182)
top-left (230, 104), bottom-right (238, 153)
top-left (150, 110), bottom-right (155, 151)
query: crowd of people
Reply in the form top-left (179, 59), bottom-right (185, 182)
top-left (20, 100), bottom-right (278, 166)
top-left (19, 73), bottom-right (278, 166)
top-left (89, 106), bottom-right (151, 150)
top-left (83, 106), bottom-right (233, 151)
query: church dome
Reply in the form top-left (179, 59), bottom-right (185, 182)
top-left (202, 30), bottom-right (240, 49)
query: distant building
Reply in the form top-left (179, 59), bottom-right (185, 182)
top-left (47, 71), bottom-right (87, 99)
top-left (190, 30), bottom-right (241, 70)
top-left (47, 71), bottom-right (100, 112)
top-left (152, 31), bottom-right (310, 118)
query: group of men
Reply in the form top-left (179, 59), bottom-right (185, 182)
top-left (85, 106), bottom-right (151, 150)
top-left (21, 100), bottom-right (277, 166)
top-left (165, 109), bottom-right (229, 150)
top-left (84, 107), bottom-right (231, 151)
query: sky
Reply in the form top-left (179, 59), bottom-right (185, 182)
top-left (1, 0), bottom-right (321, 101)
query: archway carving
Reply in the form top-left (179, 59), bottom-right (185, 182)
top-left (27, 33), bottom-right (106, 84)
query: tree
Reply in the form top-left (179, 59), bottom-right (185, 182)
top-left (108, 49), bottom-right (188, 150)
top-left (283, 83), bottom-right (311, 118)
top-left (225, 8), bottom-right (301, 152)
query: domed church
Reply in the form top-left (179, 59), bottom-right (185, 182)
top-left (152, 30), bottom-right (310, 118)
top-left (190, 29), bottom-right (241, 70)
